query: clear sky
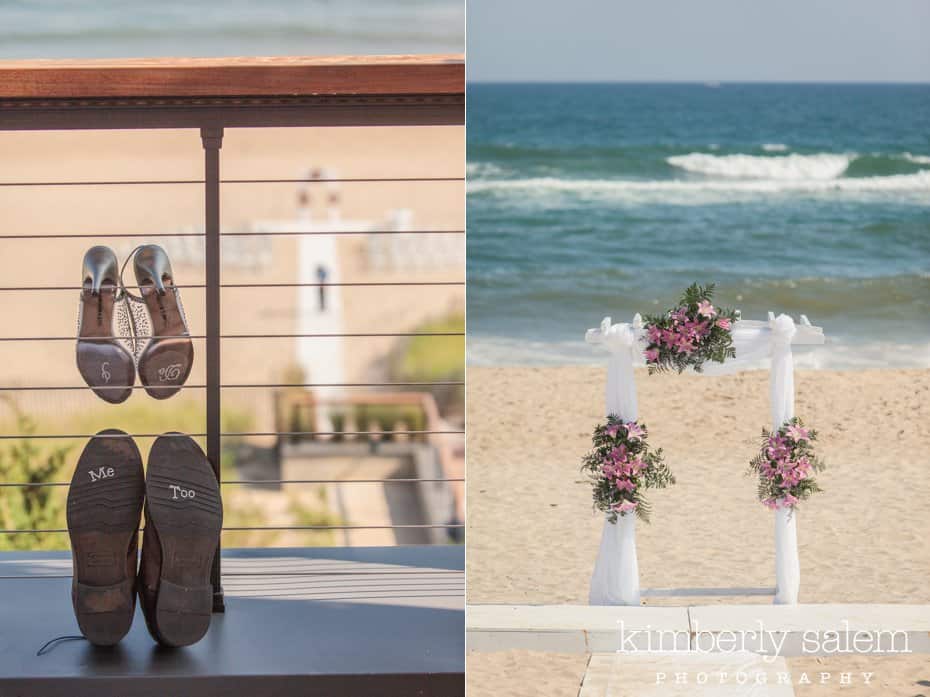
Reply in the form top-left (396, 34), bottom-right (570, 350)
top-left (467, 0), bottom-right (930, 82)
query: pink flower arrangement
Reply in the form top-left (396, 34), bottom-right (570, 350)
top-left (643, 283), bottom-right (738, 373)
top-left (748, 417), bottom-right (824, 510)
top-left (581, 416), bottom-right (675, 523)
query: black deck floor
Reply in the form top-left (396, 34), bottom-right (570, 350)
top-left (0, 546), bottom-right (464, 697)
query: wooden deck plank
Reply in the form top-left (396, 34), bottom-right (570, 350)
top-left (0, 54), bottom-right (464, 99)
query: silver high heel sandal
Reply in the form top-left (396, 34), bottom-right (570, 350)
top-left (76, 246), bottom-right (135, 404)
top-left (121, 245), bottom-right (193, 400)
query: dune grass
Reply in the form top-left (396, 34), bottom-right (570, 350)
top-left (391, 312), bottom-right (465, 382)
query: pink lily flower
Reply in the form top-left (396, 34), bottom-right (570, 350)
top-left (624, 422), bottom-right (645, 441)
top-left (613, 500), bottom-right (637, 515)
top-left (675, 337), bottom-right (695, 354)
top-left (609, 445), bottom-right (628, 461)
top-left (697, 300), bottom-right (716, 318)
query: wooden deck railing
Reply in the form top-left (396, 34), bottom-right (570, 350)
top-left (0, 54), bottom-right (464, 129)
top-left (0, 55), bottom-right (465, 615)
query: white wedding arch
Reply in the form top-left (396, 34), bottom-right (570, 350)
top-left (585, 311), bottom-right (825, 606)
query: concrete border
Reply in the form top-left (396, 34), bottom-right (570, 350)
top-left (467, 603), bottom-right (930, 655)
top-left (467, 604), bottom-right (689, 652)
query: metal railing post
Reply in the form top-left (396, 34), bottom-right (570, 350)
top-left (201, 126), bottom-right (225, 613)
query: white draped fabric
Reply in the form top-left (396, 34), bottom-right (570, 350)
top-left (724, 314), bottom-right (806, 604)
top-left (597, 317), bottom-right (645, 419)
top-left (707, 313), bottom-right (810, 604)
top-left (768, 314), bottom-right (798, 428)
top-left (774, 504), bottom-right (801, 605)
top-left (589, 508), bottom-right (640, 605)
top-left (586, 317), bottom-right (645, 606)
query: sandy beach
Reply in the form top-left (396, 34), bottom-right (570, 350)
top-left (466, 365), bottom-right (930, 694)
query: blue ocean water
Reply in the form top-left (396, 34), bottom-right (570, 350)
top-left (0, 0), bottom-right (463, 58)
top-left (467, 83), bottom-right (930, 369)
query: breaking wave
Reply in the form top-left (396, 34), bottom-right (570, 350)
top-left (468, 170), bottom-right (930, 202)
top-left (903, 152), bottom-right (930, 165)
top-left (667, 152), bottom-right (852, 180)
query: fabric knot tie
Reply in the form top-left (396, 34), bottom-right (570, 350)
top-left (585, 316), bottom-right (641, 424)
top-left (770, 313), bottom-right (797, 348)
top-left (601, 320), bottom-right (637, 354)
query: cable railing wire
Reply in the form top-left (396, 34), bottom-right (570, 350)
top-left (1, 523), bottom-right (464, 534)
top-left (0, 429), bottom-right (464, 441)
top-left (0, 380), bottom-right (464, 392)
top-left (230, 229), bottom-right (465, 237)
top-left (0, 176), bottom-right (463, 187)
top-left (0, 477), bottom-right (464, 488)
top-left (2, 572), bottom-right (462, 579)
top-left (0, 331), bottom-right (464, 342)
top-left (0, 229), bottom-right (464, 240)
top-left (0, 281), bottom-right (464, 292)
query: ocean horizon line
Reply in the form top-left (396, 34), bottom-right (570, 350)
top-left (468, 80), bottom-right (930, 86)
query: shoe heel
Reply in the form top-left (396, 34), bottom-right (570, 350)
top-left (82, 246), bottom-right (119, 295)
top-left (73, 579), bottom-right (135, 646)
top-left (154, 579), bottom-right (213, 647)
top-left (89, 266), bottom-right (106, 296)
top-left (133, 244), bottom-right (172, 295)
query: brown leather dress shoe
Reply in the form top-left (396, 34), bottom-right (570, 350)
top-left (67, 429), bottom-right (144, 646)
top-left (138, 433), bottom-right (222, 647)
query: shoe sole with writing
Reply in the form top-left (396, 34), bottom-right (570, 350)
top-left (144, 433), bottom-right (222, 647)
top-left (67, 429), bottom-right (144, 646)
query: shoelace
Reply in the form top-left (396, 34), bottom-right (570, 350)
top-left (36, 635), bottom-right (86, 656)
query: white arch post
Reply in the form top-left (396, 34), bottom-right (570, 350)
top-left (729, 312), bottom-right (825, 604)
top-left (585, 315), bottom-right (646, 606)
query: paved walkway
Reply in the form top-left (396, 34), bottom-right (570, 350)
top-left (580, 652), bottom-right (794, 697)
